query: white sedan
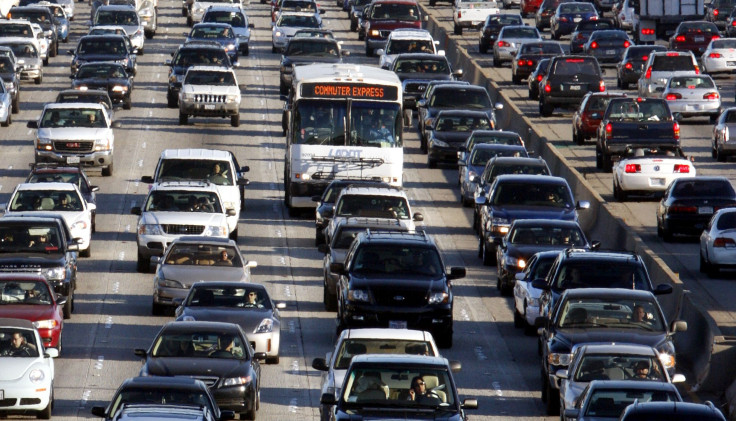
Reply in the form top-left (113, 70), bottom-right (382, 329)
top-left (702, 38), bottom-right (736, 74)
top-left (612, 147), bottom-right (695, 201)
top-left (0, 319), bottom-right (58, 419)
top-left (700, 208), bottom-right (736, 277)
top-left (512, 250), bottom-right (559, 331)
top-left (662, 74), bottom-right (722, 122)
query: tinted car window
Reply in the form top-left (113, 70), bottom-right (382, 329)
top-left (672, 179), bottom-right (736, 197)
top-left (352, 244), bottom-right (443, 277)
top-left (204, 11), bottom-right (246, 27)
top-left (716, 213), bottom-right (736, 230)
top-left (651, 56), bottom-right (695, 71)
top-left (333, 339), bottom-right (436, 369)
top-left (552, 260), bottom-right (649, 291)
top-left (369, 3), bottom-right (419, 20)
top-left (0, 24), bottom-right (32, 37)
top-left (429, 88), bottom-right (491, 108)
top-left (576, 20), bottom-right (613, 31)
top-left (4, 42), bottom-right (37, 58)
top-left (552, 58), bottom-right (599, 76)
top-left (488, 14), bottom-right (523, 25)
top-left (492, 182), bottom-right (572, 207)
top-left (509, 226), bottom-right (585, 246)
top-left (286, 40), bottom-right (338, 56)
top-left (173, 49), bottom-right (229, 66)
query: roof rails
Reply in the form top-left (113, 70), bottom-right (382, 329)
top-left (29, 162), bottom-right (83, 170)
top-left (365, 229), bottom-right (427, 239)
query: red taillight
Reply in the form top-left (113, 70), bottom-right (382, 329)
top-left (590, 15), bottom-right (598, 20)
top-left (695, 66), bottom-right (700, 74)
top-left (714, 8), bottom-right (720, 15)
top-left (670, 205), bottom-right (698, 213)
top-left (704, 92), bottom-right (720, 100)
top-left (732, 20), bottom-right (736, 26)
top-left (518, 59), bottom-right (533, 66)
top-left (665, 93), bottom-right (682, 100)
top-left (674, 121), bottom-right (680, 140)
top-left (559, 16), bottom-right (568, 22)
top-left (641, 28), bottom-right (655, 35)
top-left (712, 35), bottom-right (721, 40)
top-left (498, 40), bottom-right (510, 47)
top-left (710, 52), bottom-right (722, 58)
top-left (675, 35), bottom-right (686, 42)
top-left (590, 41), bottom-right (598, 49)
top-left (458, 10), bottom-right (461, 17)
top-left (642, 55), bottom-right (648, 61)
top-left (625, 164), bottom-right (641, 173)
top-left (537, 74), bottom-right (544, 81)
top-left (625, 62), bottom-right (633, 69)
top-left (673, 164), bottom-right (690, 173)
top-left (623, 40), bottom-right (630, 48)
top-left (644, 66), bottom-right (652, 79)
top-left (599, 80), bottom-right (605, 92)
top-left (666, 52), bottom-right (680, 56)
top-left (714, 237), bottom-right (736, 247)
top-left (605, 122), bottom-right (612, 135)
top-left (544, 82), bottom-right (551, 93)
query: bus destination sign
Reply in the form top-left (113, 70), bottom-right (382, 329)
top-left (302, 83), bottom-right (399, 101)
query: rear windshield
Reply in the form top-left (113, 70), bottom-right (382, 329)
top-left (552, 261), bottom-right (649, 291)
top-left (624, 46), bottom-right (665, 60)
top-left (487, 164), bottom-right (549, 181)
top-left (672, 179), bottom-right (735, 197)
top-left (713, 39), bottom-right (736, 49)
top-left (559, 3), bottom-right (595, 12)
top-left (95, 10), bottom-right (138, 25)
top-left (679, 22), bottom-right (718, 33)
top-left (277, 14), bottom-right (320, 27)
top-left (429, 88), bottom-right (491, 108)
top-left (470, 147), bottom-right (526, 165)
top-left (394, 58), bottom-right (449, 74)
top-left (287, 40), bottom-right (338, 56)
top-left (552, 58), bottom-right (599, 76)
top-left (78, 39), bottom-right (126, 56)
top-left (203, 11), bottom-right (246, 27)
top-left (587, 96), bottom-right (617, 112)
top-left (605, 100), bottom-right (671, 122)
top-left (668, 76), bottom-right (714, 89)
top-left (716, 212), bottom-right (736, 230)
top-left (487, 14), bottom-right (522, 25)
top-left (576, 20), bottom-right (612, 31)
top-left (651, 55), bottom-right (695, 71)
top-left (520, 42), bottom-right (563, 54)
top-left (502, 27), bottom-right (539, 38)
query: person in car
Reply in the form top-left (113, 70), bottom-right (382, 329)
top-left (1, 332), bottom-right (36, 357)
top-left (214, 249), bottom-right (233, 266)
top-left (244, 291), bottom-right (264, 308)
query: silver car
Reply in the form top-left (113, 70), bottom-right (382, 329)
top-left (202, 5), bottom-right (253, 55)
top-left (637, 50), bottom-right (699, 98)
top-left (0, 38), bottom-right (42, 84)
top-left (0, 79), bottom-right (12, 125)
top-left (661, 74), bottom-right (721, 122)
top-left (93, 5), bottom-right (145, 53)
top-left (492, 25), bottom-right (542, 67)
top-left (271, 11), bottom-right (322, 53)
top-left (711, 107), bottom-right (736, 161)
top-left (701, 38), bottom-right (736, 74)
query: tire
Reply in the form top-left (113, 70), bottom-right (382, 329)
top-left (35, 74), bottom-right (42, 84)
top-left (80, 244), bottom-right (91, 258)
top-left (662, 225), bottom-right (673, 242)
top-left (229, 227), bottom-right (238, 240)
top-left (482, 240), bottom-right (496, 265)
top-left (700, 253), bottom-right (708, 273)
top-left (37, 393), bottom-right (52, 419)
top-left (323, 284), bottom-right (337, 311)
top-left (167, 93), bottom-right (178, 108)
top-left (427, 157), bottom-right (437, 168)
top-left (137, 252), bottom-right (149, 273)
top-left (179, 112), bottom-right (188, 125)
top-left (545, 382), bottom-right (559, 415)
top-left (708, 261), bottom-right (720, 278)
top-left (479, 43), bottom-right (488, 54)
top-left (454, 24), bottom-right (462, 35)
top-left (716, 147), bottom-right (727, 162)
top-left (365, 45), bottom-right (373, 57)
top-left (231, 113), bottom-right (240, 127)
top-left (280, 81), bottom-right (289, 95)
top-left (266, 355), bottom-right (279, 364)
top-left (358, 31), bottom-right (365, 41)
top-left (1, 113), bottom-right (9, 127)
top-left (514, 309), bottom-right (524, 328)
top-left (243, 398), bottom-right (257, 420)
top-left (272, 46), bottom-right (278, 53)
top-left (710, 114), bottom-right (718, 124)
top-left (102, 163), bottom-right (113, 176)
top-left (243, 45), bottom-right (249, 56)
top-left (186, 15), bottom-right (193, 26)
top-left (315, 230), bottom-right (324, 246)
top-left (602, 153), bottom-right (613, 172)
top-left (145, 30), bottom-right (154, 39)
top-left (541, 370), bottom-right (549, 403)
top-left (621, 80), bottom-right (629, 90)
top-left (420, 137), bottom-right (428, 153)
top-left (123, 97), bottom-right (132, 110)
top-left (493, 53), bottom-right (501, 68)
top-left (182, 7), bottom-right (187, 16)
top-left (12, 95), bottom-right (18, 114)
top-left (595, 147), bottom-right (603, 169)
top-left (152, 300), bottom-right (165, 316)
top-left (350, 20), bottom-right (357, 31)
top-left (512, 74), bottom-right (521, 84)
top-left (62, 291), bottom-right (72, 319)
top-left (50, 42), bottom-right (57, 58)
top-left (430, 0), bottom-right (436, 5)
top-left (540, 99), bottom-right (553, 117)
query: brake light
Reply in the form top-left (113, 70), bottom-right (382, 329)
top-left (666, 52), bottom-right (680, 56)
top-left (625, 164), bottom-right (640, 173)
top-left (518, 59), bottom-right (533, 66)
top-left (559, 16), bottom-right (568, 21)
top-left (714, 237), bottom-right (736, 247)
top-left (590, 15), bottom-right (598, 20)
top-left (590, 41), bottom-right (598, 49)
top-left (695, 66), bottom-right (700, 74)
top-left (599, 80), bottom-right (605, 92)
top-left (641, 28), bottom-right (655, 35)
top-left (704, 92), bottom-right (720, 100)
top-left (673, 164), bottom-right (690, 173)
top-left (714, 8), bottom-right (720, 15)
top-left (642, 55), bottom-right (648, 60)
top-left (625, 62), bottom-right (633, 69)
top-left (544, 82), bottom-right (551, 93)
top-left (644, 66), bottom-right (652, 79)
top-left (537, 74), bottom-right (544, 81)
top-left (712, 35), bottom-right (721, 40)
top-left (710, 52), bottom-right (722, 58)
top-left (623, 40), bottom-right (630, 48)
top-left (674, 121), bottom-right (680, 140)
top-left (498, 40), bottom-right (510, 47)
top-left (458, 10), bottom-right (461, 18)
top-left (605, 122), bottom-right (612, 136)
top-left (665, 93), bottom-right (682, 100)
top-left (566, 58), bottom-right (585, 62)
top-left (675, 35), bottom-right (686, 42)
top-left (732, 20), bottom-right (736, 26)
top-left (669, 205), bottom-right (697, 213)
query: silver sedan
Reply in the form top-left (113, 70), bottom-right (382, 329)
top-left (701, 38), bottom-right (736, 74)
top-left (492, 25), bottom-right (542, 67)
top-left (662, 75), bottom-right (721, 122)
top-left (712, 107), bottom-right (736, 161)
top-left (700, 208), bottom-right (736, 277)
top-left (0, 79), bottom-right (11, 126)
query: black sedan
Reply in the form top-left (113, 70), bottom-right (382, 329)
top-left (657, 176), bottom-right (736, 241)
top-left (279, 37), bottom-right (345, 95)
top-left (569, 18), bottom-right (614, 53)
top-left (68, 35), bottom-right (136, 77)
top-left (527, 58), bottom-right (551, 100)
top-left (616, 45), bottom-right (667, 90)
top-left (135, 321), bottom-right (265, 420)
top-left (478, 13), bottom-right (523, 54)
top-left (390, 53), bottom-right (461, 110)
top-left (427, 109), bottom-right (492, 168)
top-left (582, 29), bottom-right (633, 65)
top-left (70, 62), bottom-right (133, 109)
top-left (511, 41), bottom-right (563, 84)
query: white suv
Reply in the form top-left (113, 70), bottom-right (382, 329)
top-left (638, 51), bottom-right (699, 98)
top-left (178, 66), bottom-right (242, 127)
top-left (131, 181), bottom-right (234, 272)
top-left (376, 28), bottom-right (442, 69)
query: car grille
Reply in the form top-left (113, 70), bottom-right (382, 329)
top-left (188, 375), bottom-right (218, 387)
top-left (0, 398), bottom-right (17, 407)
top-left (162, 224), bottom-right (205, 235)
top-left (374, 287), bottom-right (428, 307)
top-left (0, 268), bottom-right (42, 274)
top-left (404, 81), bottom-right (428, 95)
top-left (379, 30), bottom-right (391, 38)
top-left (55, 141), bottom-right (94, 153)
top-left (194, 94), bottom-right (227, 103)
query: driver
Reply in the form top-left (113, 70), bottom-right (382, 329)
top-left (368, 112), bottom-right (393, 143)
top-left (404, 376), bottom-right (438, 402)
top-left (1, 332), bottom-right (35, 357)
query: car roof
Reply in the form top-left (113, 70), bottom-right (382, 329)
top-left (575, 343), bottom-right (658, 356)
top-left (177, 42), bottom-right (226, 51)
top-left (170, 236), bottom-right (236, 246)
top-left (471, 143), bottom-right (526, 151)
top-left (96, 4), bottom-right (136, 11)
top-left (44, 102), bottom-right (108, 111)
top-left (0, 273), bottom-right (48, 283)
top-left (562, 287), bottom-right (656, 300)
top-left (587, 379), bottom-right (679, 391)
top-left (192, 22), bottom-right (232, 28)
top-left (488, 156), bottom-right (547, 166)
top-left (15, 182), bottom-right (77, 191)
top-left (341, 328), bottom-right (434, 341)
top-left (559, 249), bottom-right (639, 262)
top-left (1, 215), bottom-right (67, 224)
top-left (370, 0), bottom-right (419, 4)
top-left (160, 320), bottom-right (242, 333)
top-left (350, 354), bottom-right (447, 366)
top-left (339, 185), bottom-right (405, 197)
top-left (121, 376), bottom-right (208, 389)
top-left (358, 230), bottom-right (431, 244)
top-left (510, 219), bottom-right (581, 228)
top-left (622, 401), bottom-right (724, 418)
top-left (494, 174), bottom-right (567, 184)
top-left (190, 281), bottom-right (265, 290)
top-left (160, 148), bottom-right (233, 161)
top-left (471, 130), bottom-right (520, 137)
top-left (0, 317), bottom-right (35, 329)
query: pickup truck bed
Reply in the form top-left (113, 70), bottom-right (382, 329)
top-left (453, 0), bottom-right (500, 34)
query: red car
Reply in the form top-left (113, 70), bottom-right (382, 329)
top-left (521, 0), bottom-right (543, 17)
top-left (669, 21), bottom-right (720, 56)
top-left (0, 274), bottom-right (64, 351)
top-left (572, 92), bottom-right (627, 145)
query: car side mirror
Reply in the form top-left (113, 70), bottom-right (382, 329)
top-left (67, 49), bottom-right (74, 55)
top-left (141, 175), bottom-right (153, 183)
top-left (534, 315), bottom-right (549, 327)
top-left (91, 406), bottom-right (107, 417)
top-left (330, 262), bottom-right (345, 275)
top-left (134, 349), bottom-right (147, 357)
top-left (90, 186), bottom-right (100, 192)
top-left (515, 272), bottom-right (525, 281)
top-left (653, 283), bottom-right (673, 295)
top-left (226, 208), bottom-right (237, 216)
top-left (68, 243), bottom-right (79, 251)
top-left (317, 244), bottom-right (329, 254)
top-left (376, 48), bottom-right (384, 56)
top-left (671, 320), bottom-right (687, 333)
top-left (494, 102), bottom-right (504, 110)
top-left (165, 59), bottom-right (172, 65)
top-left (576, 200), bottom-right (590, 210)
top-left (111, 121), bottom-right (122, 128)
top-left (219, 410), bottom-right (236, 421)
top-left (320, 393), bottom-right (337, 405)
top-left (342, 50), bottom-right (350, 57)
top-left (423, 14), bottom-right (428, 21)
top-left (458, 159), bottom-right (466, 166)
top-left (254, 352), bottom-right (267, 361)
top-left (312, 357), bottom-right (329, 371)
top-left (69, 74), bottom-right (74, 79)
top-left (311, 195), bottom-right (321, 202)
top-left (417, 99), bottom-right (426, 108)
top-left (249, 23), bottom-right (255, 28)
top-left (150, 255), bottom-right (160, 265)
top-left (493, 237), bottom-right (503, 246)
top-left (448, 266), bottom-right (466, 280)
top-left (453, 69), bottom-right (463, 78)
top-left (564, 408), bottom-right (580, 420)
top-left (461, 399), bottom-right (478, 410)
top-left (470, 175), bottom-right (480, 184)
top-left (26, 121), bottom-right (38, 129)
top-left (475, 195), bottom-right (487, 206)
top-left (449, 360), bottom-right (462, 372)
top-left (413, 212), bottom-right (424, 221)
top-left (245, 260), bottom-right (258, 269)
top-left (237, 178), bottom-right (250, 186)
top-left (172, 297), bottom-right (183, 307)
top-left (555, 369), bottom-right (568, 380)
top-left (589, 240), bottom-right (601, 250)
top-left (130, 206), bottom-right (142, 215)
top-left (531, 278), bottom-right (550, 291)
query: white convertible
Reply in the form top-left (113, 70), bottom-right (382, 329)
top-left (612, 146), bottom-right (695, 201)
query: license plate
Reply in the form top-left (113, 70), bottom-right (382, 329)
top-left (573, 17), bottom-right (581, 22)
top-left (695, 36), bottom-right (704, 42)
top-left (686, 104), bottom-right (701, 111)
top-left (569, 85), bottom-right (581, 90)
top-left (204, 104), bottom-right (215, 110)
top-left (650, 178), bottom-right (665, 186)
top-left (66, 156), bottom-right (80, 164)
top-left (728, 61), bottom-right (736, 66)
top-left (389, 320), bottom-right (407, 329)
top-left (699, 206), bottom-right (714, 214)
top-left (606, 49), bottom-right (615, 55)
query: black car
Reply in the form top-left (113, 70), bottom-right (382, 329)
top-left (511, 41), bottom-right (563, 84)
top-left (279, 37), bottom-right (344, 95)
top-left (583, 29), bottom-right (633, 65)
top-left (495, 219), bottom-right (596, 295)
top-left (478, 13), bottom-right (523, 54)
top-left (68, 35), bottom-right (135, 76)
top-left (569, 18), bottom-right (614, 54)
top-left (656, 177), bottom-right (736, 241)
top-left (91, 377), bottom-right (234, 421)
top-left (70, 62), bottom-right (132, 109)
top-left (427, 109), bottom-right (493, 168)
top-left (0, 55), bottom-right (19, 114)
top-left (706, 0), bottom-right (736, 30)
top-left (348, 0), bottom-right (371, 31)
top-left (26, 163), bottom-right (99, 229)
top-left (536, 288), bottom-right (687, 415)
top-left (616, 45), bottom-right (667, 90)
top-left (528, 58), bottom-right (551, 100)
top-left (539, 55), bottom-right (604, 117)
top-left (0, 216), bottom-right (78, 318)
top-left (512, 250), bottom-right (560, 331)
top-left (135, 321), bottom-right (265, 420)
top-left (535, 0), bottom-right (573, 30)
top-left (391, 53), bottom-right (460, 111)
top-left (476, 175), bottom-right (588, 265)
top-left (619, 401), bottom-right (726, 421)
top-left (56, 89), bottom-right (113, 109)
top-left (9, 6), bottom-right (58, 57)
top-left (166, 42), bottom-right (232, 107)
top-left (332, 230), bottom-right (465, 348)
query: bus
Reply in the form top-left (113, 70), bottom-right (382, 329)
top-left (282, 63), bottom-right (404, 215)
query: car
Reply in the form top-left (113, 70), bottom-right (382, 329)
top-left (178, 66), bottom-right (241, 127)
top-left (662, 74), bottom-right (721, 122)
top-left (279, 37), bottom-right (344, 94)
top-left (657, 176), bottom-right (736, 241)
top-left (706, 0), bottom-right (735, 29)
top-left (376, 28), bottom-right (439, 70)
top-left (188, 0), bottom-right (244, 27)
top-left (360, 0), bottom-right (423, 57)
top-left (615, 45), bottom-right (666, 90)
top-left (320, 354), bottom-right (477, 420)
top-left (0, 275), bottom-right (64, 350)
top-left (727, 8), bottom-right (736, 36)
top-left (347, 0), bottom-right (370, 31)
top-left (271, 0), bottom-right (319, 22)
top-left (150, 236), bottom-right (255, 312)
top-left (202, 6), bottom-right (253, 56)
top-left (495, 219), bottom-right (596, 295)
top-left (55, 89), bottom-right (113, 111)
top-left (0, 79), bottom-right (13, 125)
top-left (557, 344), bottom-right (685, 418)
top-left (458, 143), bottom-right (528, 206)
top-left (549, 2), bottom-right (598, 40)
top-left (700, 208), bottom-right (736, 276)
top-left (583, 29), bottom-right (633, 65)
top-left (453, 0), bottom-right (500, 35)
top-left (563, 380), bottom-right (682, 420)
top-left (478, 13), bottom-right (523, 54)
top-left (427, 109), bottom-right (493, 168)
top-left (390, 53), bottom-right (459, 111)
top-left (476, 175), bottom-right (589, 265)
top-left (0, 20), bottom-right (47, 64)
top-left (37, 3), bottom-right (68, 43)
top-left (311, 328), bottom-right (440, 421)
top-left (92, 5), bottom-right (144, 53)
top-left (186, 23), bottom-right (239, 64)
top-left (175, 281), bottom-right (283, 363)
top-left (613, 0), bottom-right (635, 29)
top-left (415, 80), bottom-right (470, 144)
top-left (68, 35), bottom-right (136, 76)
top-left (536, 288), bottom-right (687, 415)
top-left (511, 41), bottom-right (563, 84)
top-left (572, 92), bottom-right (627, 145)
top-left (319, 217), bottom-right (410, 310)
top-left (638, 51), bottom-right (699, 98)
top-left (528, 57), bottom-right (551, 100)
top-left (512, 250), bottom-right (559, 331)
top-left (91, 377), bottom-right (232, 421)
top-left (619, 401), bottom-right (727, 421)
top-left (271, 11), bottom-right (322, 53)
top-left (612, 146), bottom-right (694, 201)
top-left (539, 56), bottom-right (605, 117)
top-left (669, 20), bottom-right (720, 56)
top-left (0, 318), bottom-right (58, 419)
top-left (26, 164), bottom-right (99, 221)
top-left (457, 129), bottom-right (525, 166)
top-left (165, 42), bottom-right (233, 108)
top-left (701, 38), bottom-right (736, 75)
top-left (110, 404), bottom-right (220, 421)
top-left (492, 25), bottom-right (543, 68)
top-left (70, 62), bottom-right (133, 109)
top-left (535, 0), bottom-right (573, 30)
top-left (0, 38), bottom-right (42, 84)
top-left (27, 102), bottom-right (119, 176)
top-left (0, 51), bottom-right (19, 114)
top-left (135, 321), bottom-right (264, 420)
top-left (712, 107), bottom-right (736, 161)
top-left (521, 0), bottom-right (543, 17)
top-left (569, 18), bottom-right (614, 53)
top-left (333, 230), bottom-right (464, 347)
top-left (4, 182), bottom-right (94, 256)
top-left (9, 6), bottom-right (58, 58)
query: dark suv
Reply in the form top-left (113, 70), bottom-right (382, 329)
top-left (166, 42), bottom-right (232, 107)
top-left (331, 230), bottom-right (465, 348)
top-left (68, 35), bottom-right (136, 76)
top-left (539, 55), bottom-right (604, 117)
top-left (619, 401), bottom-right (726, 421)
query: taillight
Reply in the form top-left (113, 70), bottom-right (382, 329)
top-left (714, 8), bottom-right (720, 15)
top-left (624, 164), bottom-right (640, 173)
top-left (710, 52), bottom-right (722, 58)
top-left (675, 35), bottom-right (686, 42)
top-left (712, 35), bottom-right (721, 40)
top-left (605, 122), bottom-right (612, 136)
top-left (644, 66), bottom-right (652, 79)
top-left (559, 16), bottom-right (568, 21)
top-left (714, 237), bottom-right (736, 247)
top-left (590, 15), bottom-right (598, 20)
top-left (674, 121), bottom-right (680, 140)
top-left (673, 164), bottom-right (690, 173)
top-left (665, 93), bottom-right (682, 100)
top-left (498, 40), bottom-right (510, 47)
top-left (537, 74), bottom-right (544, 81)
top-left (544, 82), bottom-right (551, 93)
top-left (704, 92), bottom-right (720, 100)
top-left (590, 41), bottom-right (598, 49)
top-left (641, 28), bottom-right (655, 35)
top-left (625, 62), bottom-right (633, 69)
top-left (518, 59), bottom-right (533, 66)
top-left (695, 66), bottom-right (700, 74)
top-left (732, 20), bottom-right (736, 26)
top-left (642, 55), bottom-right (648, 60)
top-left (458, 10), bottom-right (461, 17)
top-left (623, 40), bottom-right (630, 48)
top-left (670, 205), bottom-right (697, 213)
top-left (599, 80), bottom-right (605, 92)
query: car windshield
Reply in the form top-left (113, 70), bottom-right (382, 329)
top-left (0, 224), bottom-right (62, 253)
top-left (468, 133), bottom-right (523, 150)
top-left (95, 10), bottom-right (138, 25)
top-left (559, 297), bottom-right (665, 331)
top-left (492, 181), bottom-right (572, 208)
top-left (429, 88), bottom-right (491, 109)
top-left (436, 115), bottom-right (490, 132)
top-left (204, 11), bottom-right (246, 27)
top-left (0, 24), bottom-right (33, 38)
top-left (341, 367), bottom-right (455, 406)
top-left (76, 64), bottom-right (126, 79)
top-left (625, 46), bottom-right (664, 60)
top-left (591, 31), bottom-right (628, 41)
top-left (487, 164), bottom-right (549, 182)
top-left (9, 10), bottom-right (50, 25)
top-left (394, 58), bottom-right (449, 74)
top-left (574, 354), bottom-right (666, 382)
top-left (553, 260), bottom-right (650, 291)
top-left (294, 101), bottom-right (402, 147)
top-left (164, 243), bottom-right (243, 267)
top-left (333, 227), bottom-right (364, 249)
top-left (281, 0), bottom-right (316, 8)
top-left (294, 30), bottom-right (334, 38)
top-left (184, 286), bottom-right (271, 309)
top-left (0, 328), bottom-right (40, 357)
top-left (40, 108), bottom-right (106, 128)
top-left (9, 189), bottom-right (84, 212)
top-left (584, 388), bottom-right (678, 417)
top-left (502, 27), bottom-right (539, 38)
top-left (184, 70), bottom-right (235, 85)
top-left (3, 42), bottom-right (36, 58)
top-left (152, 331), bottom-right (246, 359)
top-left (586, 95), bottom-right (617, 112)
top-left (336, 195), bottom-right (409, 219)
top-left (89, 28), bottom-right (125, 35)
top-left (527, 255), bottom-right (556, 279)
top-left (520, 43), bottom-right (563, 54)
top-left (78, 39), bottom-right (126, 56)
top-left (552, 58), bottom-right (598, 76)
top-left (285, 40), bottom-right (338, 56)
top-left (370, 3), bottom-right (419, 20)
top-left (143, 191), bottom-right (223, 213)
top-left (352, 245), bottom-right (443, 277)
top-left (672, 179), bottom-right (735, 197)
top-left (173, 49), bottom-right (229, 66)
top-left (470, 147), bottom-right (526, 165)
top-left (622, 146), bottom-right (682, 158)
top-left (190, 25), bottom-right (233, 39)
top-left (509, 226), bottom-right (585, 246)
top-left (386, 39), bottom-right (433, 54)
top-left (277, 14), bottom-right (319, 27)
top-left (156, 159), bottom-right (234, 186)
top-left (334, 339), bottom-right (436, 369)
top-left (0, 280), bottom-right (53, 305)
top-left (606, 100), bottom-right (671, 122)
top-left (109, 389), bottom-right (214, 418)
top-left (668, 76), bottom-right (714, 89)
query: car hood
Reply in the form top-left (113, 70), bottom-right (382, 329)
top-left (161, 265), bottom-right (247, 284)
top-left (140, 211), bottom-right (226, 226)
top-left (282, 56), bottom-right (341, 66)
top-left (276, 26), bottom-right (304, 37)
top-left (144, 357), bottom-right (251, 378)
top-left (38, 127), bottom-right (112, 140)
top-left (0, 253), bottom-right (66, 268)
top-left (0, 356), bottom-right (45, 380)
top-left (16, 57), bottom-right (42, 67)
top-left (180, 85), bottom-right (238, 95)
top-left (368, 20), bottom-right (421, 30)
top-left (556, 329), bottom-right (667, 348)
top-left (491, 205), bottom-right (577, 221)
top-left (432, 131), bottom-right (473, 143)
top-left (178, 307), bottom-right (276, 332)
top-left (0, 304), bottom-right (58, 321)
top-left (76, 53), bottom-right (127, 61)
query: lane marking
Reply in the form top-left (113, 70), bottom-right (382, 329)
top-left (288, 320), bottom-right (296, 334)
top-left (278, 256), bottom-right (286, 265)
top-left (276, 230), bottom-right (282, 237)
top-left (112, 282), bottom-right (119, 293)
top-left (288, 398), bottom-right (298, 413)
top-left (138, 159), bottom-right (143, 168)
top-left (80, 390), bottom-right (91, 406)
top-left (94, 356), bottom-right (104, 370)
top-left (105, 316), bottom-right (112, 329)
top-left (474, 346), bottom-right (487, 361)
top-left (492, 381), bottom-right (503, 397)
top-left (125, 224), bottom-right (130, 233)
top-left (284, 285), bottom-right (291, 297)
top-left (118, 252), bottom-right (125, 261)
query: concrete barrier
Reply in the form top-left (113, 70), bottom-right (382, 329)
top-left (419, 8), bottom-right (733, 393)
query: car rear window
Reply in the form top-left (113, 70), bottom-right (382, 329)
top-left (716, 212), bottom-right (736, 230)
top-left (576, 20), bottom-right (613, 31)
top-left (488, 163), bottom-right (549, 182)
top-left (503, 27), bottom-right (539, 38)
top-left (521, 42), bottom-right (563, 54)
top-left (651, 55), bottom-right (695, 71)
top-left (552, 58), bottom-right (599, 76)
top-left (553, 261), bottom-right (650, 291)
top-left (605, 100), bottom-right (671, 122)
top-left (488, 14), bottom-right (522, 25)
top-left (492, 181), bottom-right (571, 208)
top-left (587, 96), bottom-right (617, 112)
top-left (672, 179), bottom-right (736, 197)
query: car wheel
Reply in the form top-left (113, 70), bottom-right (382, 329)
top-left (102, 163), bottom-right (113, 177)
top-left (179, 112), bottom-right (188, 125)
top-left (152, 299), bottom-right (165, 316)
top-left (454, 24), bottom-right (462, 35)
top-left (717, 147), bottom-right (727, 162)
top-left (182, 7), bottom-right (187, 16)
top-left (602, 153), bottom-right (613, 172)
top-left (710, 114), bottom-right (718, 124)
top-left (266, 355), bottom-right (279, 364)
top-left (63, 291), bottom-right (72, 319)
top-left (242, 45), bottom-right (249, 56)
top-left (514, 308), bottom-right (524, 328)
top-left (461, 196), bottom-right (472, 207)
top-left (280, 81), bottom-right (289, 95)
top-left (512, 74), bottom-right (521, 84)
top-left (546, 384), bottom-right (560, 415)
top-left (540, 370), bottom-right (549, 403)
top-left (231, 113), bottom-right (240, 127)
top-left (55, 334), bottom-right (61, 355)
top-left (482, 240), bottom-right (496, 266)
top-left (365, 45), bottom-right (373, 57)
top-left (540, 99), bottom-right (553, 117)
top-left (1, 112), bottom-right (9, 127)
top-left (145, 30), bottom-right (154, 39)
top-left (501, 281), bottom-right (513, 297)
top-left (427, 157), bottom-right (437, 168)
top-left (493, 53), bottom-right (501, 68)
top-left (700, 252), bottom-right (709, 273)
top-left (186, 15), bottom-right (193, 26)
top-left (12, 95), bottom-right (18, 114)
top-left (350, 20), bottom-right (357, 31)
top-left (479, 43), bottom-right (488, 54)
top-left (137, 252), bottom-right (149, 273)
top-left (323, 283), bottom-right (337, 311)
top-left (229, 227), bottom-right (238, 240)
top-left (662, 225), bottom-right (673, 242)
top-left (123, 96), bottom-right (132, 110)
top-left (621, 80), bottom-right (629, 90)
top-left (80, 244), bottom-right (91, 258)
top-left (167, 93), bottom-right (178, 108)
top-left (37, 392), bottom-right (52, 419)
top-left (35, 74), bottom-right (43, 84)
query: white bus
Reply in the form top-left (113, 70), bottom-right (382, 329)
top-left (282, 63), bottom-right (404, 215)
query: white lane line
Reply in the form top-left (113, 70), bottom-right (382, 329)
top-left (151, 97), bottom-right (155, 103)
top-left (112, 282), bottom-right (119, 293)
top-left (142, 142), bottom-right (146, 148)
top-left (291, 360), bottom-right (299, 374)
top-left (148, 111), bottom-right (153, 117)
top-left (278, 256), bottom-right (286, 265)
top-left (27, 129), bottom-right (32, 135)
top-left (80, 390), bottom-right (91, 406)
top-left (118, 252), bottom-right (125, 261)
top-left (284, 285), bottom-right (291, 297)
top-left (288, 320), bottom-right (296, 334)
top-left (7, 166), bottom-right (11, 170)
top-left (125, 224), bottom-right (130, 233)
top-left (268, 162), bottom-right (272, 170)
top-left (94, 356), bottom-right (104, 370)
top-left (155, 73), bottom-right (160, 79)
top-left (138, 159), bottom-right (143, 167)
top-left (492, 381), bottom-right (503, 397)
top-left (474, 346), bottom-right (487, 361)
top-left (288, 398), bottom-right (298, 413)
top-left (105, 316), bottom-right (112, 328)
top-left (460, 308), bottom-right (470, 321)
top-left (275, 229), bottom-right (282, 237)
top-left (144, 126), bottom-right (150, 131)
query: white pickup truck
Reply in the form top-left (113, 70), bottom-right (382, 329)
top-left (453, 0), bottom-right (500, 35)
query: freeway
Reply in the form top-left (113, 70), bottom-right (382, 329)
top-left (2, 0), bottom-right (728, 419)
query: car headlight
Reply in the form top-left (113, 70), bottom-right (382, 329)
top-left (134, 29), bottom-right (143, 37)
top-left (44, 266), bottom-right (66, 281)
top-left (70, 220), bottom-right (88, 231)
top-left (181, 315), bottom-right (196, 321)
top-left (225, 43), bottom-right (236, 51)
top-left (222, 376), bottom-right (252, 387)
top-left (428, 291), bottom-right (449, 304)
top-left (44, 30), bottom-right (53, 37)
top-left (658, 352), bottom-right (675, 369)
top-left (431, 138), bottom-right (450, 147)
top-left (548, 352), bottom-right (573, 366)
top-left (275, 30), bottom-right (282, 37)
top-left (112, 85), bottom-right (128, 92)
top-left (254, 318), bottom-right (274, 333)
top-left (115, 59), bottom-right (129, 67)
top-left (29, 369), bottom-right (45, 384)
top-left (33, 319), bottom-right (58, 330)
top-left (94, 138), bottom-right (112, 151)
top-left (203, 225), bottom-right (228, 237)
top-left (468, 170), bottom-right (478, 181)
top-left (226, 94), bottom-right (239, 104)
top-left (138, 224), bottom-right (163, 235)
top-left (158, 278), bottom-right (184, 288)
top-left (370, 29), bottom-right (379, 36)
top-left (348, 289), bottom-right (370, 302)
